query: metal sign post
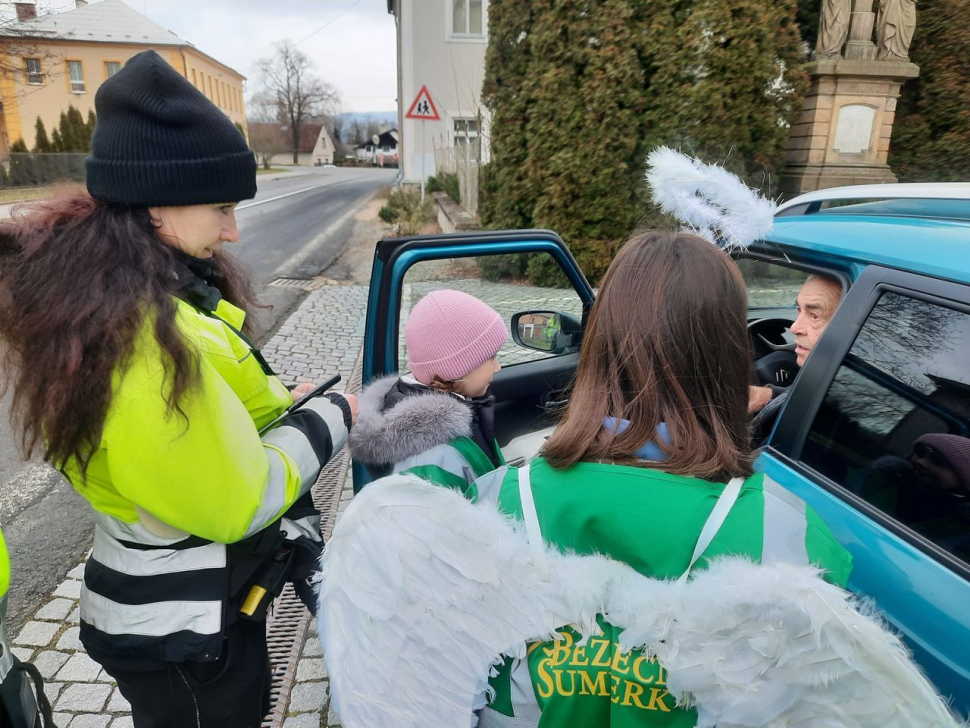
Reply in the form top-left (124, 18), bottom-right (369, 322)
top-left (405, 84), bottom-right (441, 201)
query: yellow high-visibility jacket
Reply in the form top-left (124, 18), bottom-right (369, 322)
top-left (63, 296), bottom-right (348, 666)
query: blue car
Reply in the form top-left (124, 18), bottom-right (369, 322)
top-left (358, 183), bottom-right (970, 716)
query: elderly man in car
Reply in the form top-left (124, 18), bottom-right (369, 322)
top-left (749, 274), bottom-right (843, 435)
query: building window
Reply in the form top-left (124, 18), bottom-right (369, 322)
top-left (104, 61), bottom-right (121, 79)
top-left (191, 68), bottom-right (197, 87)
top-left (67, 60), bottom-right (85, 92)
top-left (453, 118), bottom-right (479, 146)
top-left (24, 57), bottom-right (42, 85)
top-left (451, 0), bottom-right (483, 36)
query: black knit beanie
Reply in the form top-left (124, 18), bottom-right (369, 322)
top-left (86, 50), bottom-right (256, 207)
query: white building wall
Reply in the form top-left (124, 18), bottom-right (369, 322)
top-left (400, 0), bottom-right (489, 184)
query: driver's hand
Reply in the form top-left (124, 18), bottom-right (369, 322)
top-left (748, 385), bottom-right (773, 415)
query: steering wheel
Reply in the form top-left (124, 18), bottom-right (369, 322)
top-left (748, 317), bottom-right (799, 388)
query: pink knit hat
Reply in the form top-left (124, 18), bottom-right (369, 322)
top-left (406, 290), bottom-right (508, 384)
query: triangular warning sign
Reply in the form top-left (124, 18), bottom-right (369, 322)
top-left (405, 85), bottom-right (440, 121)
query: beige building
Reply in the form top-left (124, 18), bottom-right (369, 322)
top-left (249, 120), bottom-right (336, 167)
top-left (387, 0), bottom-right (489, 184)
top-left (0, 0), bottom-right (246, 160)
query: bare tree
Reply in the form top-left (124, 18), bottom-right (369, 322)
top-left (247, 122), bottom-right (284, 170)
top-left (247, 89), bottom-right (280, 123)
top-left (254, 41), bottom-right (339, 165)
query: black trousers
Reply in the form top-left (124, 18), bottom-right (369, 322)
top-left (101, 620), bottom-right (272, 728)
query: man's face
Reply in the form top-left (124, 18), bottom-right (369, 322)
top-left (790, 276), bottom-right (842, 367)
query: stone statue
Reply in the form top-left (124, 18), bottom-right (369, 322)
top-left (817, 0), bottom-right (852, 58)
top-left (876, 0), bottom-right (917, 60)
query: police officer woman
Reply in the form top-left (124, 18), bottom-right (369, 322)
top-left (0, 51), bottom-right (354, 727)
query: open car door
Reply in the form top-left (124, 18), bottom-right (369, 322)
top-left (355, 229), bottom-right (594, 491)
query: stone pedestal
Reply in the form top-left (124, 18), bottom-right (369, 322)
top-left (780, 58), bottom-right (919, 198)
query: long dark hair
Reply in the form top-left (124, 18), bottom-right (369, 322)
top-left (543, 231), bottom-right (754, 481)
top-left (0, 187), bottom-right (258, 473)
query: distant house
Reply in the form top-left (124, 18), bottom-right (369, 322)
top-left (355, 128), bottom-right (399, 167)
top-left (0, 0), bottom-right (246, 161)
top-left (249, 121), bottom-right (336, 166)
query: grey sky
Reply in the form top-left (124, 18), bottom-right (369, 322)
top-left (41, 0), bottom-right (398, 113)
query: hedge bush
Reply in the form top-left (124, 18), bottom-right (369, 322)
top-left (890, 0), bottom-right (970, 182)
top-left (481, 0), bottom-right (808, 286)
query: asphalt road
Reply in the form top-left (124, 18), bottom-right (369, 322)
top-left (0, 166), bottom-right (393, 635)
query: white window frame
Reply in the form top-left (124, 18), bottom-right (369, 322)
top-left (67, 60), bottom-right (85, 93)
top-left (452, 117), bottom-right (479, 147)
top-left (104, 61), bottom-right (121, 79)
top-left (24, 57), bottom-right (42, 85)
top-left (447, 0), bottom-right (486, 42)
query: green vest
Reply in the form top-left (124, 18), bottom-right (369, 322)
top-left (395, 436), bottom-right (506, 500)
top-left (476, 458), bottom-right (853, 728)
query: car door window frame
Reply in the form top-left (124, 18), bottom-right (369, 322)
top-left (734, 249), bottom-right (852, 307)
top-left (363, 230), bottom-right (595, 382)
top-left (768, 264), bottom-right (970, 581)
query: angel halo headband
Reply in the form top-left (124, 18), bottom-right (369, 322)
top-left (645, 146), bottom-right (778, 250)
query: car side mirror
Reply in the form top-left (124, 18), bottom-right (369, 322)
top-left (511, 310), bottom-right (582, 355)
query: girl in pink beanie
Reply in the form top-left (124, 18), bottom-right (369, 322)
top-left (349, 289), bottom-right (509, 493)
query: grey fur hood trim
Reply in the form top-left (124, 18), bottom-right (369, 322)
top-left (349, 375), bottom-right (471, 465)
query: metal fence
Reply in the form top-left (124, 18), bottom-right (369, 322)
top-left (433, 139), bottom-right (480, 216)
top-left (3, 153), bottom-right (87, 188)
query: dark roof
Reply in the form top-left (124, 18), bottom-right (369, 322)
top-left (357, 129), bottom-right (398, 150)
top-left (249, 121), bottom-right (327, 153)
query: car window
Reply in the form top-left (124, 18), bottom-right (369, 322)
top-left (799, 291), bottom-right (970, 567)
top-left (398, 252), bottom-right (584, 369)
top-left (734, 257), bottom-right (807, 310)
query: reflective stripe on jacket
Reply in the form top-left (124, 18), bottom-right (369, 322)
top-left (63, 297), bottom-right (348, 666)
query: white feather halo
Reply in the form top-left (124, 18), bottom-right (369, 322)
top-left (645, 146), bottom-right (777, 250)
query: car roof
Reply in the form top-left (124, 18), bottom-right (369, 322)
top-left (776, 183), bottom-right (970, 214)
top-left (761, 215), bottom-right (970, 285)
top-left (759, 184), bottom-right (970, 286)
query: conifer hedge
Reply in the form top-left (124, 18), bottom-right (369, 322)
top-left (890, 0), bottom-right (970, 182)
top-left (481, 0), bottom-right (808, 284)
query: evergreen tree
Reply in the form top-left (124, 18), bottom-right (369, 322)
top-left (890, 0), bottom-right (970, 182)
top-left (86, 109), bottom-right (97, 140)
top-left (643, 0), bottom-right (807, 193)
top-left (33, 116), bottom-right (52, 153)
top-left (8, 139), bottom-right (31, 186)
top-left (58, 111), bottom-right (77, 153)
top-left (50, 129), bottom-right (64, 153)
top-left (67, 106), bottom-right (89, 152)
top-left (796, 0), bottom-right (820, 53)
top-left (481, 0), bottom-right (808, 283)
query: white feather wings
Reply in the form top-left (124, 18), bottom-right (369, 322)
top-left (318, 474), bottom-right (963, 728)
top-left (645, 146), bottom-right (777, 250)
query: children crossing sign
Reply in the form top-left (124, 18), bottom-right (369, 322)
top-left (405, 85), bottom-right (440, 121)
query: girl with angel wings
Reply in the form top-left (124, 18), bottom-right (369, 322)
top-left (318, 150), bottom-right (965, 728)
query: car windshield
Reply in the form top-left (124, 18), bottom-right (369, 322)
top-left (734, 257), bottom-right (806, 310)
